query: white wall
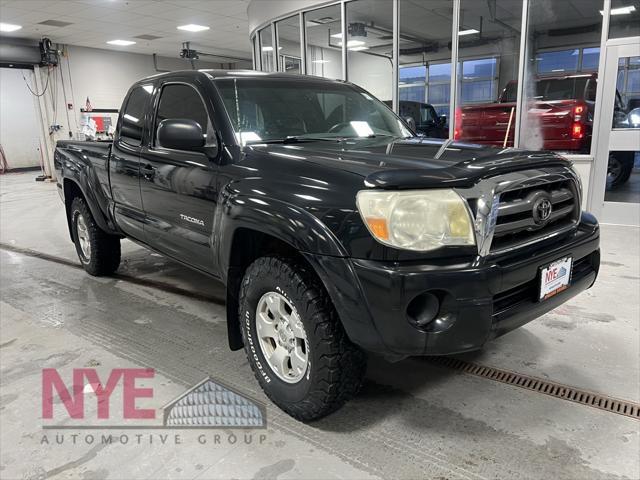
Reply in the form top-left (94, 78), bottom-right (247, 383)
top-left (44, 45), bottom-right (225, 143)
top-left (307, 46), bottom-right (342, 79)
top-left (348, 52), bottom-right (393, 101)
top-left (0, 68), bottom-right (43, 170)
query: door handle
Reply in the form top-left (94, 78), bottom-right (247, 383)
top-left (141, 164), bottom-right (155, 179)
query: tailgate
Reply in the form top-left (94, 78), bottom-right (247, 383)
top-left (528, 100), bottom-right (575, 142)
top-left (460, 103), bottom-right (516, 147)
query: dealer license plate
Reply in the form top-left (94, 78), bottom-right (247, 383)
top-left (539, 257), bottom-right (572, 301)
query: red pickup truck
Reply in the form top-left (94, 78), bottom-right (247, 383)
top-left (454, 73), bottom-right (596, 153)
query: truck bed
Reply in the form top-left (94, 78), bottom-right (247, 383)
top-left (54, 140), bottom-right (113, 215)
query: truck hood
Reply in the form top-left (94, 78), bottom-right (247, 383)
top-left (249, 137), bottom-right (571, 189)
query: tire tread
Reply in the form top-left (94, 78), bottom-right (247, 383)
top-left (239, 256), bottom-right (366, 421)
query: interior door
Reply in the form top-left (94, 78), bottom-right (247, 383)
top-left (139, 81), bottom-right (219, 274)
top-left (592, 38), bottom-right (640, 226)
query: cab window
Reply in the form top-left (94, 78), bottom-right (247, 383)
top-left (120, 86), bottom-right (150, 146)
top-left (154, 84), bottom-right (210, 147)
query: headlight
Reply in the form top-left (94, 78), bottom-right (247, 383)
top-left (356, 189), bottom-right (476, 251)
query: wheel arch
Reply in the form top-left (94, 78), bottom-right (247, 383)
top-left (63, 177), bottom-right (118, 241)
top-left (223, 227), bottom-right (327, 351)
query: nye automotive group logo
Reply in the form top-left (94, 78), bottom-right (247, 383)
top-left (42, 368), bottom-right (155, 421)
top-left (40, 368), bottom-right (266, 446)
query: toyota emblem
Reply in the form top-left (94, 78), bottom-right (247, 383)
top-left (533, 197), bottom-right (553, 225)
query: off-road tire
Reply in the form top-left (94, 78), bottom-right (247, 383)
top-left (608, 153), bottom-right (634, 188)
top-left (239, 256), bottom-right (367, 421)
top-left (70, 197), bottom-right (121, 276)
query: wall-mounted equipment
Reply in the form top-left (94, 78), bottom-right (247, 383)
top-left (39, 38), bottom-right (58, 66)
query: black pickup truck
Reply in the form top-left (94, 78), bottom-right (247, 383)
top-left (55, 70), bottom-right (600, 421)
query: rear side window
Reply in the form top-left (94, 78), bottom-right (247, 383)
top-left (120, 86), bottom-right (150, 146)
top-left (535, 78), bottom-right (588, 101)
top-left (154, 84), bottom-right (209, 146)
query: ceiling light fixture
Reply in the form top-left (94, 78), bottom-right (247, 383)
top-left (177, 24), bottom-right (210, 32)
top-left (261, 46), bottom-right (282, 52)
top-left (107, 39), bottom-right (136, 46)
top-left (600, 5), bottom-right (636, 15)
top-left (330, 32), bottom-right (343, 38)
top-left (458, 29), bottom-right (480, 36)
top-left (349, 46), bottom-right (369, 51)
top-left (312, 59), bottom-right (330, 64)
top-left (0, 22), bottom-right (22, 32)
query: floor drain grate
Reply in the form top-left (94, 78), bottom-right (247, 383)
top-left (427, 356), bottom-right (640, 420)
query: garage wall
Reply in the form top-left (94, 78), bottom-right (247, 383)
top-left (0, 68), bottom-right (43, 170)
top-left (46, 45), bottom-right (225, 141)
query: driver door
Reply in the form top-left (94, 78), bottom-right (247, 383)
top-left (139, 80), bottom-right (219, 274)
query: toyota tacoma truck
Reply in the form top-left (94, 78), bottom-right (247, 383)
top-left (55, 70), bottom-right (600, 421)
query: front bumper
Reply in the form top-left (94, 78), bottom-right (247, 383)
top-left (306, 214), bottom-right (600, 356)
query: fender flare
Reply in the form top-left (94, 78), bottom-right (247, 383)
top-left (61, 168), bottom-right (117, 240)
top-left (217, 194), bottom-right (349, 277)
top-left (216, 193), bottom-right (350, 350)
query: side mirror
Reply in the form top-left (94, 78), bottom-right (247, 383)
top-left (157, 119), bottom-right (205, 151)
top-left (403, 116), bottom-right (417, 133)
top-left (438, 115), bottom-right (447, 126)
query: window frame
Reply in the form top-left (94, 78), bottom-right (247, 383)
top-left (534, 46), bottom-right (602, 75)
top-left (459, 56), bottom-right (500, 105)
top-left (151, 81), bottom-right (214, 152)
top-left (118, 85), bottom-right (151, 148)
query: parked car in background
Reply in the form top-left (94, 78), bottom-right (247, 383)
top-left (384, 100), bottom-right (448, 138)
top-left (454, 73), bottom-right (597, 151)
top-left (455, 73), bottom-right (634, 187)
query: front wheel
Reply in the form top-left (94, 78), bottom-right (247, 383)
top-left (239, 256), bottom-right (366, 421)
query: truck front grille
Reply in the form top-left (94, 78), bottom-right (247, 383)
top-left (490, 179), bottom-right (579, 253)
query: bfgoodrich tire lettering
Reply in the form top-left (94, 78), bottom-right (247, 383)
top-left (70, 197), bottom-right (121, 276)
top-left (239, 256), bottom-right (367, 421)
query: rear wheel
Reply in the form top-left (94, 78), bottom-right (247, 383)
top-left (70, 197), bottom-right (121, 276)
top-left (239, 256), bottom-right (367, 421)
top-left (608, 153), bottom-right (634, 188)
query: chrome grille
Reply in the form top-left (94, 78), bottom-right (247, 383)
top-left (490, 179), bottom-right (579, 253)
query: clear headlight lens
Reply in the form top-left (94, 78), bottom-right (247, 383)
top-left (356, 189), bottom-right (476, 251)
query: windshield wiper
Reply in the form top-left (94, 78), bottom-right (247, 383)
top-left (246, 136), bottom-right (343, 145)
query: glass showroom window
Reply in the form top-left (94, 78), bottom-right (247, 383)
top-left (427, 62), bottom-right (452, 118)
top-left (399, 0), bottom-right (454, 139)
top-left (345, 0), bottom-right (394, 103)
top-left (520, 0), bottom-right (603, 154)
top-left (454, 0), bottom-right (521, 147)
top-left (276, 15), bottom-right (302, 74)
top-left (305, 4), bottom-right (342, 79)
top-left (459, 58), bottom-right (499, 104)
top-left (259, 26), bottom-right (275, 72)
top-left (399, 65), bottom-right (427, 103)
top-left (536, 47), bottom-right (601, 75)
top-left (608, 0), bottom-right (640, 39)
top-left (617, 57), bottom-right (640, 110)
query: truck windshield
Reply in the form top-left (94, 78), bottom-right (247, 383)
top-left (215, 78), bottom-right (412, 145)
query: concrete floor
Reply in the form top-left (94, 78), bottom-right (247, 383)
top-left (1, 171), bottom-right (639, 480)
